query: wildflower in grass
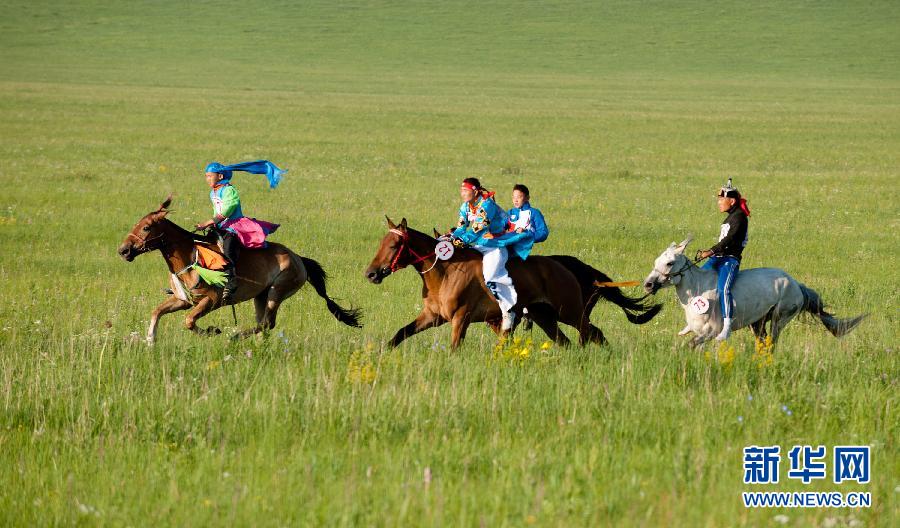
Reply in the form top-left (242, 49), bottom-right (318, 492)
top-left (206, 360), bottom-right (220, 371)
top-left (347, 350), bottom-right (376, 385)
top-left (773, 514), bottom-right (789, 525)
top-left (753, 335), bottom-right (775, 368)
top-left (540, 341), bottom-right (553, 351)
top-left (737, 416), bottom-right (743, 423)
top-left (492, 336), bottom-right (534, 364)
top-left (714, 341), bottom-right (735, 368)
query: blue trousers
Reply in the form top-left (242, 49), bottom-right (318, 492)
top-left (702, 256), bottom-right (740, 319)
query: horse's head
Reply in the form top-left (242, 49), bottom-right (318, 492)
top-left (644, 235), bottom-right (693, 294)
top-left (118, 195), bottom-right (173, 262)
top-left (364, 216), bottom-right (412, 284)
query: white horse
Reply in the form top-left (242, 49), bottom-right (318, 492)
top-left (643, 236), bottom-right (866, 347)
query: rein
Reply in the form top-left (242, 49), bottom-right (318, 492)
top-left (388, 229), bottom-right (437, 274)
top-left (661, 256), bottom-right (693, 282)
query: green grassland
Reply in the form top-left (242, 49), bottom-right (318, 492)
top-left (0, 1), bottom-right (898, 525)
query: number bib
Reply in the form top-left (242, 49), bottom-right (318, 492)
top-left (689, 296), bottom-right (710, 315)
top-left (435, 240), bottom-right (455, 260)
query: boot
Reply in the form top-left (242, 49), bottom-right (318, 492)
top-left (221, 268), bottom-right (238, 304)
top-left (501, 310), bottom-right (516, 332)
top-left (715, 318), bottom-right (732, 341)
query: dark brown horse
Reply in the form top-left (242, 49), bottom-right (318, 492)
top-left (118, 197), bottom-right (361, 343)
top-left (365, 217), bottom-right (659, 348)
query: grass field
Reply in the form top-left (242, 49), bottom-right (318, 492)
top-left (1, 1), bottom-right (898, 525)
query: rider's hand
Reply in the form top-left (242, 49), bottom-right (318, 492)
top-left (698, 249), bottom-right (713, 260)
top-left (515, 227), bottom-right (525, 234)
top-left (195, 220), bottom-right (215, 230)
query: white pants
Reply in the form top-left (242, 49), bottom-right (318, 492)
top-left (475, 246), bottom-right (518, 313)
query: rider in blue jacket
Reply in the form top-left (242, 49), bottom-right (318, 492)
top-left (504, 183), bottom-right (549, 259)
top-left (450, 178), bottom-right (518, 331)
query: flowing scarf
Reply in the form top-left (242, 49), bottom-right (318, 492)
top-left (205, 160), bottom-right (287, 189)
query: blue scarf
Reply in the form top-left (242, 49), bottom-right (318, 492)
top-left (205, 160), bottom-right (287, 189)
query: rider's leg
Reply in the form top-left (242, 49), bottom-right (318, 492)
top-left (221, 231), bottom-right (240, 301)
top-left (479, 247), bottom-right (518, 330)
top-left (715, 257), bottom-right (740, 341)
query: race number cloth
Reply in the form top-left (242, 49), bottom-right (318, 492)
top-left (435, 240), bottom-right (455, 260)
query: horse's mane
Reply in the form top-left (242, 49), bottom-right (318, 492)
top-left (160, 217), bottom-right (218, 245)
top-left (404, 225), bottom-right (488, 260)
top-left (405, 226), bottom-right (437, 244)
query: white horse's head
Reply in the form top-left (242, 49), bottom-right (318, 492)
top-left (644, 236), bottom-right (693, 294)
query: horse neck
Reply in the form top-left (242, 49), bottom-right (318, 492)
top-left (675, 257), bottom-right (716, 302)
top-left (405, 230), bottom-right (445, 286)
top-left (158, 219), bottom-right (197, 274)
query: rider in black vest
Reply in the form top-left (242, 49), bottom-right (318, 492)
top-left (697, 178), bottom-right (750, 341)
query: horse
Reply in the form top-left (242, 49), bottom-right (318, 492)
top-left (642, 236), bottom-right (867, 347)
top-left (118, 196), bottom-right (362, 343)
top-left (365, 217), bottom-right (660, 349)
top-left (426, 229), bottom-right (663, 338)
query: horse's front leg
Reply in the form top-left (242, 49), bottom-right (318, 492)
top-left (147, 295), bottom-right (191, 344)
top-left (388, 311), bottom-right (444, 348)
top-left (450, 311), bottom-right (473, 349)
top-left (689, 334), bottom-right (713, 349)
top-left (184, 296), bottom-right (221, 336)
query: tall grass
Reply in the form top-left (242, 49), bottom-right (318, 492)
top-left (0, 1), bottom-right (897, 525)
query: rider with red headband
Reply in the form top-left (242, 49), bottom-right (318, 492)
top-left (449, 177), bottom-right (518, 331)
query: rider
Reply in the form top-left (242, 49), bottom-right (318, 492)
top-left (449, 177), bottom-right (518, 331)
top-left (195, 160), bottom-right (286, 302)
top-left (696, 178), bottom-right (750, 341)
top-left (506, 183), bottom-right (549, 251)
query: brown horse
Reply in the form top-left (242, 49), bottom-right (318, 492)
top-left (118, 196), bottom-right (362, 343)
top-left (365, 217), bottom-right (653, 349)
top-left (425, 229), bottom-right (663, 342)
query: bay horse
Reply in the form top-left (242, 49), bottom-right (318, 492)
top-left (425, 229), bottom-right (663, 336)
top-left (118, 196), bottom-right (362, 343)
top-left (643, 236), bottom-right (867, 347)
top-left (365, 217), bottom-right (660, 349)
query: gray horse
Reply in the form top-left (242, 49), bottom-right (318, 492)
top-left (643, 237), bottom-right (866, 347)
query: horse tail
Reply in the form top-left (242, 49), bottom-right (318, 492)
top-left (799, 283), bottom-right (866, 337)
top-left (550, 255), bottom-right (662, 324)
top-left (300, 256), bottom-right (364, 328)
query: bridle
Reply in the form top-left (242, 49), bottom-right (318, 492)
top-left (386, 229), bottom-right (437, 274)
top-left (657, 254), bottom-right (693, 283)
top-left (126, 224), bottom-right (167, 254)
